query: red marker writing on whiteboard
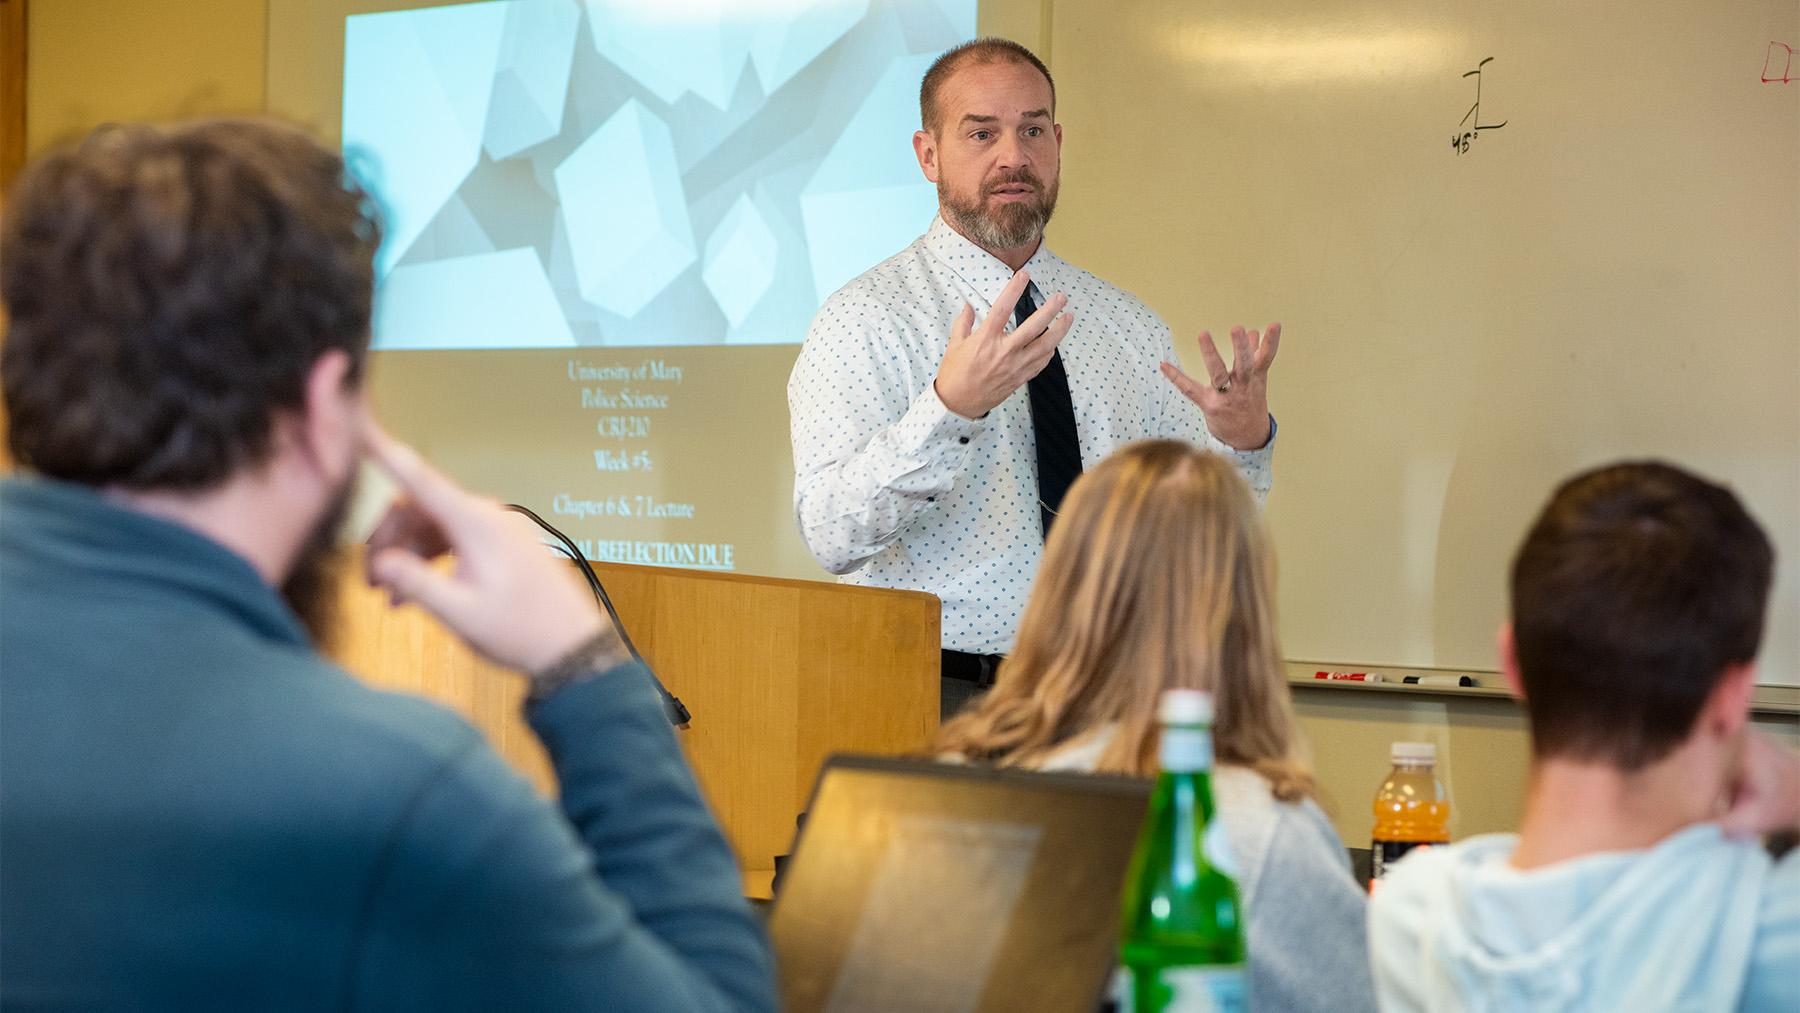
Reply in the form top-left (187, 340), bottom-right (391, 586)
top-left (1314, 671), bottom-right (1385, 683)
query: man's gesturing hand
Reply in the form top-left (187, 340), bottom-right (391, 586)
top-left (934, 269), bottom-right (1074, 420)
top-left (362, 425), bottom-right (621, 676)
top-left (1161, 323), bottom-right (1280, 450)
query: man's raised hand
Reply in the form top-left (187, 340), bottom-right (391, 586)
top-left (1160, 322), bottom-right (1280, 451)
top-left (933, 269), bottom-right (1074, 420)
top-left (363, 424), bottom-right (622, 676)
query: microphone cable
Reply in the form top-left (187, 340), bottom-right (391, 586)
top-left (503, 503), bottom-right (692, 728)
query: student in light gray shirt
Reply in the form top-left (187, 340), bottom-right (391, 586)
top-left (1369, 462), bottom-right (1798, 1012)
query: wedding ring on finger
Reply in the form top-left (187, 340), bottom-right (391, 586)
top-left (1214, 379), bottom-right (1232, 394)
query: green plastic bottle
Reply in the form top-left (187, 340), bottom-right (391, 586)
top-left (1117, 689), bottom-right (1248, 1012)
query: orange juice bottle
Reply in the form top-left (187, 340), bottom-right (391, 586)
top-left (1370, 741), bottom-right (1450, 886)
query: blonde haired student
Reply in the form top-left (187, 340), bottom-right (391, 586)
top-left (936, 439), bottom-right (1373, 1012)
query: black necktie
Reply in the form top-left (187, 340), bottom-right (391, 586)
top-left (1016, 287), bottom-right (1082, 538)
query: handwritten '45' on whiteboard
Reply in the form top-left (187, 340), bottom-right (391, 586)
top-left (1451, 57), bottom-right (1509, 156)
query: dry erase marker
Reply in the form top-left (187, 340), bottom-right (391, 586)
top-left (1314, 671), bottom-right (1384, 683)
top-left (1401, 675), bottom-right (1475, 687)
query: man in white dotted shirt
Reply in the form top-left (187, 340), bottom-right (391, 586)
top-left (788, 38), bottom-right (1281, 718)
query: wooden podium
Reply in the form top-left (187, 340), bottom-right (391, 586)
top-left (330, 558), bottom-right (941, 890)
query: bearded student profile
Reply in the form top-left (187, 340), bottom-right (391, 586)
top-left (787, 38), bottom-right (1288, 719)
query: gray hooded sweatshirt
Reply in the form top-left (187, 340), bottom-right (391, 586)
top-left (1368, 823), bottom-right (1799, 1011)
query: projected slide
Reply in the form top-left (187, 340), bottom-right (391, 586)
top-left (344, 0), bottom-right (978, 349)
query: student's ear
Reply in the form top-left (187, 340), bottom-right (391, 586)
top-left (1497, 623), bottom-right (1525, 700)
top-left (1704, 662), bottom-right (1758, 741)
top-left (913, 129), bottom-right (940, 183)
top-left (299, 349), bottom-right (361, 483)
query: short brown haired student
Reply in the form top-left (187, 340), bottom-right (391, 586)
top-left (1510, 462), bottom-right (1775, 768)
top-left (935, 439), bottom-right (1374, 1013)
top-left (0, 119), bottom-right (775, 1010)
top-left (1370, 461), bottom-right (1799, 1012)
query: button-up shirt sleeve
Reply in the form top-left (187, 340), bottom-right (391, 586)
top-left (788, 304), bottom-right (985, 575)
top-left (1149, 318), bottom-right (1276, 505)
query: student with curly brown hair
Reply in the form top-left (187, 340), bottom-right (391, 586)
top-left (0, 119), bottom-right (774, 1011)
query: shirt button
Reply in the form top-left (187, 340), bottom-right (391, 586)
top-left (958, 436), bottom-right (969, 445)
top-left (927, 497), bottom-right (937, 503)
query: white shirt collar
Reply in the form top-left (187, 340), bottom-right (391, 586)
top-left (921, 214), bottom-right (1068, 312)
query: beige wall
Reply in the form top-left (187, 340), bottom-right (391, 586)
top-left (26, 0), bottom-right (266, 155)
top-left (2, 0), bottom-right (25, 189)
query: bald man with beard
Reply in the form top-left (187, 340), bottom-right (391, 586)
top-left (790, 38), bottom-right (1286, 717)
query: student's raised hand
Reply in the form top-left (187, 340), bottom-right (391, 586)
top-left (933, 269), bottom-right (1073, 419)
top-left (1161, 323), bottom-right (1280, 450)
top-left (362, 425), bottom-right (621, 675)
top-left (1720, 731), bottom-right (1800, 839)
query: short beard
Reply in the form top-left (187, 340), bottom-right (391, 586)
top-left (938, 169), bottom-right (1059, 252)
top-left (280, 475), bottom-right (355, 652)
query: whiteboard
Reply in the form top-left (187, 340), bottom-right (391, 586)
top-left (1048, 0), bottom-right (1800, 683)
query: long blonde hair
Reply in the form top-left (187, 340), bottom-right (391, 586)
top-left (935, 440), bottom-right (1313, 800)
